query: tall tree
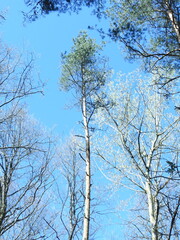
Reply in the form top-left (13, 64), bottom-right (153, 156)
top-left (60, 31), bottom-right (109, 240)
top-left (95, 73), bottom-right (180, 240)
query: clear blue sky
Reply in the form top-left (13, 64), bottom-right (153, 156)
top-left (1, 0), bottom-right (138, 137)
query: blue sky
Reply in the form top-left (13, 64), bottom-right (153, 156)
top-left (1, 0), bottom-right (138, 137)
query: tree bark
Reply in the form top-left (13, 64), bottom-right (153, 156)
top-left (145, 180), bottom-right (158, 240)
top-left (82, 96), bottom-right (91, 240)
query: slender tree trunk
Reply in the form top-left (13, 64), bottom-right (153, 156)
top-left (145, 180), bottom-right (159, 240)
top-left (82, 96), bottom-right (91, 240)
top-left (0, 178), bottom-right (6, 229)
top-left (69, 155), bottom-right (77, 240)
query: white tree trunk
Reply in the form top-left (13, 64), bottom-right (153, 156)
top-left (82, 96), bottom-right (91, 240)
top-left (145, 180), bottom-right (158, 240)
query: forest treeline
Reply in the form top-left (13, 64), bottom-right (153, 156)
top-left (0, 1), bottom-right (179, 239)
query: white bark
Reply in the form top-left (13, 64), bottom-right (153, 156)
top-left (82, 96), bottom-right (91, 240)
top-left (145, 180), bottom-right (158, 240)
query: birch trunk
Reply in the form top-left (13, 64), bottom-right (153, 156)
top-left (82, 96), bottom-right (91, 240)
top-left (145, 180), bottom-right (158, 240)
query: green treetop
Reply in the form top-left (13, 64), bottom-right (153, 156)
top-left (60, 31), bottom-right (109, 112)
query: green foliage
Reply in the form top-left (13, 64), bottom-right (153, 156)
top-left (24, 0), bottom-right (105, 20)
top-left (108, 0), bottom-right (180, 55)
top-left (107, 0), bottom-right (180, 88)
top-left (60, 31), bottom-right (109, 102)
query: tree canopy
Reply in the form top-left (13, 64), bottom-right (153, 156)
top-left (106, 0), bottom-right (180, 91)
top-left (60, 31), bottom-right (109, 108)
top-left (24, 0), bottom-right (104, 20)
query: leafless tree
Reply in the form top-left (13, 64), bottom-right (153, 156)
top-left (0, 39), bottom-right (54, 239)
top-left (95, 73), bottom-right (180, 240)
